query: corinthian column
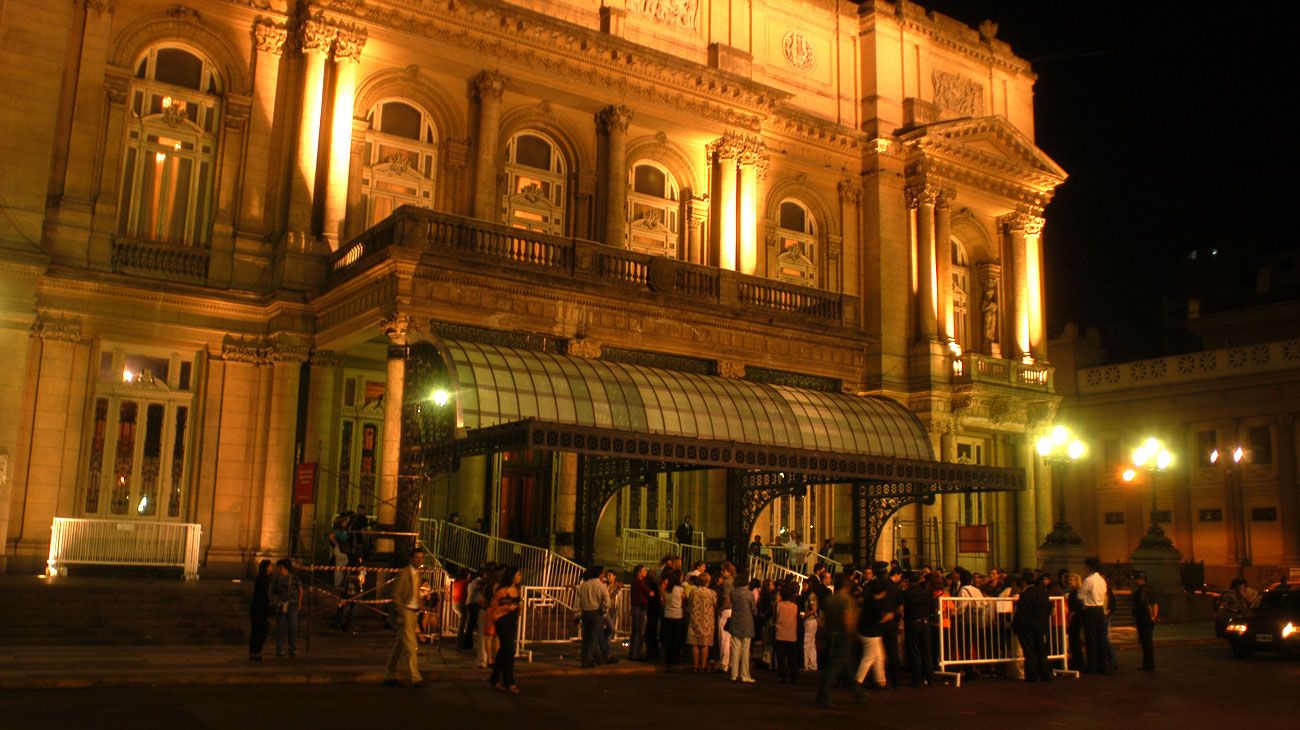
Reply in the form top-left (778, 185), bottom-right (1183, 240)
top-left (286, 17), bottom-right (333, 248)
top-left (908, 185), bottom-right (939, 342)
top-left (596, 105), bottom-right (633, 246)
top-left (472, 71), bottom-right (508, 221)
top-left (1025, 216), bottom-right (1047, 361)
top-left (712, 138), bottom-right (739, 270)
top-left (1000, 211), bottom-right (1043, 361)
top-left (323, 28), bottom-right (365, 250)
top-left (737, 143), bottom-right (766, 275)
top-left (935, 189), bottom-right (955, 346)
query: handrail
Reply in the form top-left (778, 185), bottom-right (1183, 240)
top-left (747, 554), bottom-right (807, 584)
top-left (760, 545), bottom-right (843, 574)
top-left (621, 528), bottom-right (706, 569)
top-left (423, 519), bottom-right (584, 589)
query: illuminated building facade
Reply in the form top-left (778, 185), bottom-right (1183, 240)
top-left (0, 0), bottom-right (1064, 576)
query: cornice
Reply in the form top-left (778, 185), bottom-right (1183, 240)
top-left (311, 0), bottom-right (791, 130)
top-left (859, 1), bottom-right (1034, 78)
top-left (766, 106), bottom-right (870, 155)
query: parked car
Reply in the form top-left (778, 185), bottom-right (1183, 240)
top-left (1224, 584), bottom-right (1300, 659)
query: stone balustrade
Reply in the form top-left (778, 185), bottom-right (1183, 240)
top-left (1077, 339), bottom-right (1300, 394)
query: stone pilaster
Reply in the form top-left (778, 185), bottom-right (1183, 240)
top-left (907, 185), bottom-right (940, 343)
top-left (258, 336), bottom-right (308, 558)
top-left (323, 28), bottom-right (366, 249)
top-left (472, 71), bottom-right (508, 221)
top-left (934, 189), bottom-right (955, 346)
top-left (286, 16), bottom-right (334, 249)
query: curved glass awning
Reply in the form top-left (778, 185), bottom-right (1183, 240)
top-left (435, 340), bottom-right (933, 461)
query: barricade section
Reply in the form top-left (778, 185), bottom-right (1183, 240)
top-left (48, 517), bottom-right (202, 580)
top-left (936, 594), bottom-right (1077, 687)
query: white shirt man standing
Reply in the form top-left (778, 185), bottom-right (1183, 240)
top-left (1080, 557), bottom-right (1109, 675)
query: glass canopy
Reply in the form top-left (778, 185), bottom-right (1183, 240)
top-left (437, 340), bottom-right (933, 461)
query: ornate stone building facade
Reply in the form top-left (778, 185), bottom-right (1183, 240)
top-left (0, 0), bottom-right (1064, 575)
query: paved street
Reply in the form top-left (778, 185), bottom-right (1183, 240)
top-left (3, 630), bottom-right (1297, 729)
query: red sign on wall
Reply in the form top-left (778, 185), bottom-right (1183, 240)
top-left (294, 462), bottom-right (318, 506)
top-left (957, 524), bottom-right (990, 554)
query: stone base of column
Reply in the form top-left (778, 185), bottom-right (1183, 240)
top-left (1037, 540), bottom-right (1088, 578)
top-left (1131, 543), bottom-right (1196, 622)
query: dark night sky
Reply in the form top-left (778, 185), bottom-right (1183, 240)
top-left (910, 1), bottom-right (1300, 358)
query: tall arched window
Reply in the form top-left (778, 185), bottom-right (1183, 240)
top-left (503, 131), bottom-right (566, 235)
top-left (118, 46), bottom-right (221, 247)
top-left (627, 161), bottom-right (679, 256)
top-left (951, 239), bottom-right (971, 349)
top-left (775, 199), bottom-right (817, 287)
top-left (362, 100), bottom-right (438, 226)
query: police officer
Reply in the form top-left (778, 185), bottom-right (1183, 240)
top-left (1132, 572), bottom-right (1159, 670)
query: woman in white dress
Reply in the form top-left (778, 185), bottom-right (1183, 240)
top-left (801, 590), bottom-right (820, 671)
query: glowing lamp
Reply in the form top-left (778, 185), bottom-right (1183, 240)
top-left (1209, 449), bottom-right (1220, 464)
top-left (1283, 622), bottom-right (1296, 639)
top-left (1155, 450), bottom-right (1172, 470)
top-left (1051, 425), bottom-right (1068, 445)
top-left (1036, 437), bottom-right (1054, 457)
top-left (1122, 468), bottom-right (1137, 483)
top-left (429, 388), bottom-right (451, 407)
top-left (1232, 447), bottom-right (1245, 464)
top-left (1067, 440), bottom-right (1086, 461)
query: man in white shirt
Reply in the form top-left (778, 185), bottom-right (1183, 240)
top-left (577, 566), bottom-right (610, 668)
top-left (1080, 557), bottom-right (1109, 675)
top-left (383, 547), bottom-right (425, 687)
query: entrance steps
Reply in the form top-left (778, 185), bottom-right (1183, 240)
top-left (0, 575), bottom-right (249, 646)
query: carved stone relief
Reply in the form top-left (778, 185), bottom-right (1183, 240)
top-left (932, 70), bottom-right (985, 117)
top-left (628, 0), bottom-right (699, 30)
top-left (782, 30), bottom-right (815, 72)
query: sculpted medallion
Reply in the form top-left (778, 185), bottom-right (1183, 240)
top-left (782, 30), bottom-right (815, 72)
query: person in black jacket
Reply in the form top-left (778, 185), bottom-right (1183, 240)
top-left (1013, 570), bottom-right (1053, 681)
top-left (1132, 572), bottom-right (1159, 670)
top-left (249, 559), bottom-right (272, 661)
top-left (901, 571), bottom-right (936, 686)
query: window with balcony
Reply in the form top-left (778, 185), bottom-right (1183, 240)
top-left (362, 100), bottom-right (438, 227)
top-left (626, 162), bottom-right (680, 256)
top-left (775, 200), bottom-right (817, 287)
top-left (83, 346), bottom-right (196, 519)
top-left (117, 46), bottom-right (221, 247)
top-left (951, 239), bottom-right (971, 350)
top-left (503, 131), bottom-right (566, 235)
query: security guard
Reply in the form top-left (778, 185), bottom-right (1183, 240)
top-left (1132, 571), bottom-right (1159, 671)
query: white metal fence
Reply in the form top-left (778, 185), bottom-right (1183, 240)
top-left (748, 554), bottom-right (807, 584)
top-left (421, 519), bottom-right (584, 589)
top-left (621, 529), bottom-right (706, 569)
top-left (759, 545), bottom-right (843, 575)
top-left (935, 594), bottom-right (1075, 686)
top-left (48, 517), bottom-right (202, 580)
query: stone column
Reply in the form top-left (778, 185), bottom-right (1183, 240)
top-left (686, 194), bottom-right (709, 264)
top-left (286, 17), bottom-right (333, 247)
top-left (939, 426), bottom-right (959, 569)
top-left (908, 185), bottom-right (938, 342)
top-left (87, 72), bottom-right (130, 270)
top-left (323, 29), bottom-right (365, 249)
top-left (1000, 213), bottom-right (1029, 361)
top-left (737, 143), bottom-right (765, 275)
top-left (258, 337), bottom-right (307, 557)
top-left (935, 190), bottom-right (955, 346)
top-left (712, 139), bottom-right (739, 271)
top-left (57, 0), bottom-right (115, 206)
top-left (303, 350), bottom-right (341, 527)
top-left (471, 71), bottom-right (508, 221)
top-left (596, 105), bottom-right (633, 246)
top-left (838, 180), bottom-right (862, 297)
top-left (244, 18), bottom-right (288, 237)
top-left (1275, 415), bottom-right (1299, 563)
top-left (1015, 435), bottom-right (1039, 568)
top-left (379, 315), bottom-right (423, 551)
top-left (1026, 217), bottom-right (1047, 360)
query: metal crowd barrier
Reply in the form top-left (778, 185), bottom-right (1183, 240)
top-left (748, 554), bottom-right (808, 584)
top-left (935, 594), bottom-right (1077, 686)
top-left (516, 585), bottom-right (581, 661)
top-left (48, 517), bottom-right (202, 580)
top-left (761, 545), bottom-right (843, 575)
top-left (423, 519), bottom-right (584, 589)
top-left (621, 528), bottom-right (706, 570)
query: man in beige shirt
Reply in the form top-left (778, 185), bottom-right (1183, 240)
top-left (384, 547), bottom-right (426, 687)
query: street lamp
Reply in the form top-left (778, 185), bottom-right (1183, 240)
top-left (1209, 445), bottom-right (1252, 576)
top-left (1122, 436), bottom-right (1176, 550)
top-left (1038, 425), bottom-right (1087, 546)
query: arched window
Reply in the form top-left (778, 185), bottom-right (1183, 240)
top-left (117, 46), bottom-right (221, 247)
top-left (626, 161), bottom-right (680, 256)
top-left (951, 239), bottom-right (971, 349)
top-left (775, 199), bottom-right (817, 287)
top-left (502, 131), bottom-right (566, 235)
top-left (362, 100), bottom-right (438, 226)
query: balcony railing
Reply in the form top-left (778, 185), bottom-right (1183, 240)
top-left (328, 207), bottom-right (858, 328)
top-left (952, 352), bottom-right (1054, 391)
top-left (1077, 339), bottom-right (1300, 394)
top-left (111, 238), bottom-right (210, 282)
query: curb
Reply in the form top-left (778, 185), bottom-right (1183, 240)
top-left (0, 659), bottom-right (662, 691)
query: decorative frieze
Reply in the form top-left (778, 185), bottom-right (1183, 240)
top-left (932, 70), bottom-right (985, 117)
top-left (628, 0), bottom-right (699, 30)
top-left (567, 337), bottom-right (602, 360)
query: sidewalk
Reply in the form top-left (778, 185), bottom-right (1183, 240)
top-left (0, 631), bottom-right (659, 690)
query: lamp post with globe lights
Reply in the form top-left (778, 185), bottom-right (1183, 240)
top-left (1209, 445), bottom-right (1252, 575)
top-left (1037, 425), bottom-right (1087, 547)
top-left (1122, 437), bottom-right (1177, 550)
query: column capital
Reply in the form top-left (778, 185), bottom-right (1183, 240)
top-left (595, 104), bottom-right (634, 134)
top-left (30, 313), bottom-right (81, 343)
top-left (219, 334), bottom-right (264, 364)
top-left (310, 349), bottom-right (343, 368)
top-left (935, 188), bottom-right (956, 210)
top-left (707, 133), bottom-right (744, 161)
top-left (253, 17), bottom-right (289, 55)
top-left (267, 334), bottom-right (310, 364)
top-left (299, 17), bottom-right (335, 55)
top-left (905, 183), bottom-right (941, 209)
top-left (998, 210), bottom-right (1044, 235)
top-left (837, 178), bottom-right (862, 204)
top-left (333, 27), bottom-right (367, 62)
top-left (382, 312), bottom-right (428, 344)
top-left (473, 70), bottom-right (509, 101)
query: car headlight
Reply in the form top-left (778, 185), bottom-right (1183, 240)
top-left (1226, 622), bottom-right (1249, 634)
top-left (1283, 622), bottom-right (1296, 639)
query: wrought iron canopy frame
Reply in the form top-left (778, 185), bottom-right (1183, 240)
top-left (423, 418), bottom-right (1024, 565)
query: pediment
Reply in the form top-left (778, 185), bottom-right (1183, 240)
top-left (903, 116), bottom-right (1067, 187)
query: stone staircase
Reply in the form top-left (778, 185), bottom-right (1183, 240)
top-left (0, 574), bottom-right (251, 646)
